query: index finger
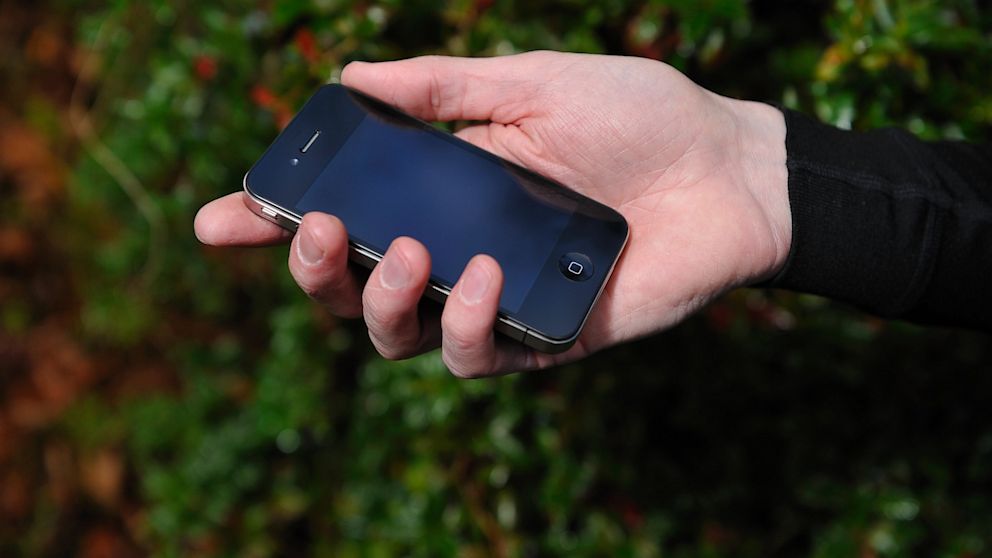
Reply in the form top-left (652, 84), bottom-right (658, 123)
top-left (340, 51), bottom-right (560, 123)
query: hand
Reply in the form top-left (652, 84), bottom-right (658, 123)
top-left (194, 51), bottom-right (790, 377)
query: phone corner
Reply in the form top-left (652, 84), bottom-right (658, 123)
top-left (523, 328), bottom-right (580, 354)
top-left (240, 174), bottom-right (263, 211)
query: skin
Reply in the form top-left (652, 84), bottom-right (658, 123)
top-left (194, 51), bottom-right (790, 378)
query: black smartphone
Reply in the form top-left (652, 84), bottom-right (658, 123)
top-left (244, 84), bottom-right (628, 353)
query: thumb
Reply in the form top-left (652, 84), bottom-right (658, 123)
top-left (340, 51), bottom-right (556, 123)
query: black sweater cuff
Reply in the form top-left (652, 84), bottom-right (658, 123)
top-left (766, 109), bottom-right (992, 330)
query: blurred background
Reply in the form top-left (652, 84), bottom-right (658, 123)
top-left (1, 0), bottom-right (991, 556)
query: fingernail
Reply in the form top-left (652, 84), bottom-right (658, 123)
top-left (298, 228), bottom-right (323, 266)
top-left (459, 262), bottom-right (491, 305)
top-left (379, 251), bottom-right (411, 290)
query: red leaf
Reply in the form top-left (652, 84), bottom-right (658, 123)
top-left (295, 28), bottom-right (319, 64)
top-left (193, 55), bottom-right (217, 81)
top-left (251, 85), bottom-right (277, 109)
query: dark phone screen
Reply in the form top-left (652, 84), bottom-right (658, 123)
top-left (292, 105), bottom-right (576, 313)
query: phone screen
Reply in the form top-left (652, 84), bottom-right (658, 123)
top-left (247, 85), bottom-right (628, 345)
top-left (289, 99), bottom-right (577, 313)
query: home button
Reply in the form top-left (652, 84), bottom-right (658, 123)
top-left (559, 252), bottom-right (594, 282)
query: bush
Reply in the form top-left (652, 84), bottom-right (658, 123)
top-left (1, 0), bottom-right (990, 556)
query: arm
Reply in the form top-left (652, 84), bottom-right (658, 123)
top-left (194, 51), bottom-right (989, 379)
top-left (770, 109), bottom-right (992, 330)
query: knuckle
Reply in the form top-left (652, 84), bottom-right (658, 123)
top-left (296, 276), bottom-right (326, 302)
top-left (362, 290), bottom-right (404, 333)
top-left (442, 351), bottom-right (486, 380)
top-left (291, 256), bottom-right (328, 296)
top-left (440, 321), bottom-right (493, 379)
top-left (295, 267), bottom-right (341, 303)
top-left (293, 267), bottom-right (362, 317)
top-left (363, 289), bottom-right (423, 358)
top-left (369, 330), bottom-right (416, 361)
top-left (441, 317), bottom-right (478, 354)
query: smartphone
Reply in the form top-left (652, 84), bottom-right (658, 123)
top-left (243, 84), bottom-right (628, 353)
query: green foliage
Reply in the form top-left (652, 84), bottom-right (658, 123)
top-left (10, 0), bottom-right (991, 555)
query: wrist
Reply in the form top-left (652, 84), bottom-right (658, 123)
top-left (721, 97), bottom-right (792, 283)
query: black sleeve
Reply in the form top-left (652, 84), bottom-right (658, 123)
top-left (766, 109), bottom-right (992, 331)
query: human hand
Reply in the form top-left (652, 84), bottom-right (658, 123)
top-left (194, 51), bottom-right (790, 377)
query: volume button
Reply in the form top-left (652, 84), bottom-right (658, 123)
top-left (260, 206), bottom-right (279, 220)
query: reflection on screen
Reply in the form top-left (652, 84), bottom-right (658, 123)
top-left (295, 113), bottom-right (574, 313)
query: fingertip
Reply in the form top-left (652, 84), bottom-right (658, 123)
top-left (300, 210), bottom-right (344, 231)
top-left (298, 212), bottom-right (348, 256)
top-left (389, 236), bottom-right (432, 276)
top-left (457, 254), bottom-right (502, 306)
top-left (193, 194), bottom-right (251, 246)
top-left (193, 201), bottom-right (218, 245)
top-left (473, 254), bottom-right (503, 280)
top-left (340, 60), bottom-right (372, 87)
top-left (368, 237), bottom-right (430, 297)
top-left (294, 212), bottom-right (348, 266)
